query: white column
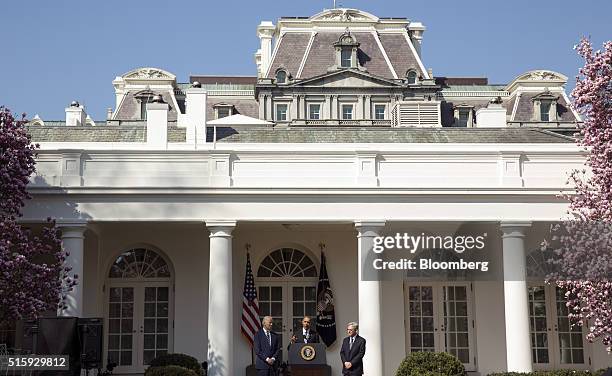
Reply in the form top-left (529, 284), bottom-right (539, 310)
top-left (354, 220), bottom-right (386, 376)
top-left (58, 223), bottom-right (87, 317)
top-left (500, 221), bottom-right (533, 372)
top-left (206, 220), bottom-right (236, 376)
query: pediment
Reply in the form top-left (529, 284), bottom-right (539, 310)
top-left (122, 67), bottom-right (176, 82)
top-left (310, 8), bottom-right (378, 23)
top-left (291, 70), bottom-right (400, 88)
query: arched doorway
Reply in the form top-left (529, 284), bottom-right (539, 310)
top-left (256, 247), bottom-right (318, 360)
top-left (105, 247), bottom-right (174, 374)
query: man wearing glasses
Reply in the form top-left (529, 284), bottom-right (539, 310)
top-left (340, 322), bottom-right (366, 375)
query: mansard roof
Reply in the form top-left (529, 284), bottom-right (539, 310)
top-left (266, 30), bottom-right (424, 80)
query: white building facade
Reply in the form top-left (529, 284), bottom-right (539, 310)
top-left (17, 8), bottom-right (610, 376)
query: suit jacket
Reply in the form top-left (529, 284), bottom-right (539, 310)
top-left (287, 328), bottom-right (319, 350)
top-left (340, 335), bottom-right (366, 375)
top-left (253, 329), bottom-right (282, 370)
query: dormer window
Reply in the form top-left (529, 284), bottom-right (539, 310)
top-left (341, 48), bottom-right (352, 68)
top-left (406, 70), bottom-right (418, 85)
top-left (453, 105), bottom-right (474, 127)
top-left (134, 90), bottom-right (155, 120)
top-left (276, 69), bottom-right (288, 84)
top-left (333, 31), bottom-right (360, 70)
top-left (532, 91), bottom-right (559, 122)
top-left (213, 103), bottom-right (234, 119)
top-left (540, 101), bottom-right (551, 121)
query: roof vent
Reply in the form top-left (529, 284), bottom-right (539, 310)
top-left (191, 81), bottom-right (202, 88)
top-left (70, 100), bottom-right (80, 107)
top-left (392, 100), bottom-right (441, 127)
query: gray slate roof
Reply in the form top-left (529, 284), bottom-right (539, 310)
top-left (207, 98), bottom-right (259, 120)
top-left (267, 33), bottom-right (311, 78)
top-left (378, 34), bottom-right (421, 77)
top-left (26, 125), bottom-right (573, 144)
top-left (114, 91), bottom-right (179, 121)
top-left (285, 31), bottom-right (416, 80)
top-left (513, 93), bottom-right (577, 122)
top-left (210, 127), bottom-right (574, 144)
top-left (26, 125), bottom-right (186, 143)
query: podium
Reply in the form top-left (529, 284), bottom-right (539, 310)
top-left (288, 343), bottom-right (331, 376)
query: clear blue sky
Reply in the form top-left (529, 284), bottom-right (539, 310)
top-left (1, 0), bottom-right (609, 121)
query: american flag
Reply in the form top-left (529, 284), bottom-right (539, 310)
top-left (241, 253), bottom-right (261, 346)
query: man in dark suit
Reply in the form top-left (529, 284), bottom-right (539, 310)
top-left (254, 316), bottom-right (282, 376)
top-left (340, 322), bottom-right (366, 375)
top-left (288, 316), bottom-right (319, 350)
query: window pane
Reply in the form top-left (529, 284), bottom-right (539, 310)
top-left (341, 49), bottom-right (352, 68)
top-left (540, 101), bottom-right (551, 121)
top-left (276, 71), bottom-right (286, 84)
top-left (309, 104), bottom-right (320, 120)
top-left (374, 105), bottom-right (385, 120)
top-left (458, 110), bottom-right (469, 127)
top-left (342, 105), bottom-right (353, 120)
top-left (407, 71), bottom-right (417, 84)
top-left (217, 107), bottom-right (230, 119)
top-left (276, 104), bottom-right (287, 121)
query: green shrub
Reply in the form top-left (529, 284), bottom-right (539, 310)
top-left (487, 370), bottom-right (606, 376)
top-left (145, 365), bottom-right (198, 376)
top-left (396, 351), bottom-right (466, 376)
top-left (148, 353), bottom-right (203, 375)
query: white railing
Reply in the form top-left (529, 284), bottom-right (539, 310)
top-left (437, 91), bottom-right (510, 98)
top-left (207, 90), bottom-right (255, 96)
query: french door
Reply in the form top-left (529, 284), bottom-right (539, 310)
top-left (106, 282), bottom-right (173, 373)
top-left (528, 284), bottom-right (590, 370)
top-left (404, 282), bottom-right (476, 371)
top-left (257, 282), bottom-right (318, 362)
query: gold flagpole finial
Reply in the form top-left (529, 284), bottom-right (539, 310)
top-left (318, 242), bottom-right (326, 251)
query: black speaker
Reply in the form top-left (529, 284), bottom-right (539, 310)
top-left (78, 318), bottom-right (103, 369)
top-left (21, 319), bottom-right (37, 354)
top-left (36, 316), bottom-right (81, 376)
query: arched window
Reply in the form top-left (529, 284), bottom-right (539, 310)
top-left (406, 70), bottom-right (418, 85)
top-left (257, 248), bottom-right (317, 277)
top-left (276, 70), bottom-right (287, 84)
top-left (109, 248), bottom-right (171, 278)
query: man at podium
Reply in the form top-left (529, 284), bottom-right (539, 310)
top-left (288, 316), bottom-right (319, 348)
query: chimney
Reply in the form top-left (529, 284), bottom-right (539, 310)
top-left (146, 95), bottom-right (168, 148)
top-left (185, 81), bottom-right (207, 144)
top-left (256, 21), bottom-right (275, 77)
top-left (408, 22), bottom-right (426, 58)
top-left (476, 98), bottom-right (507, 128)
top-left (65, 101), bottom-right (87, 126)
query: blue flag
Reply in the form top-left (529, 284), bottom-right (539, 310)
top-left (316, 252), bottom-right (336, 346)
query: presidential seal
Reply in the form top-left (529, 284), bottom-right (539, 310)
top-left (300, 345), bottom-right (316, 361)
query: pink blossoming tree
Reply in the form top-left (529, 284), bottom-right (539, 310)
top-left (549, 39), bottom-right (612, 353)
top-left (0, 107), bottom-right (76, 322)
